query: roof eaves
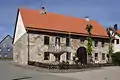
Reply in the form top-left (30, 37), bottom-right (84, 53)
top-left (26, 27), bottom-right (108, 39)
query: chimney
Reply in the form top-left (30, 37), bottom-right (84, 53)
top-left (85, 16), bottom-right (90, 22)
top-left (114, 24), bottom-right (118, 31)
top-left (40, 7), bottom-right (46, 14)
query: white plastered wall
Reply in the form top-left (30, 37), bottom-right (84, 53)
top-left (110, 30), bottom-right (120, 53)
top-left (13, 11), bottom-right (26, 44)
top-left (113, 35), bottom-right (120, 53)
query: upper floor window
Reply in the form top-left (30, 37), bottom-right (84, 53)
top-left (44, 36), bottom-right (49, 45)
top-left (66, 38), bottom-right (70, 46)
top-left (80, 38), bottom-right (84, 43)
top-left (55, 37), bottom-right (60, 45)
top-left (116, 39), bottom-right (119, 44)
top-left (102, 41), bottom-right (105, 47)
top-left (44, 52), bottom-right (49, 60)
top-left (94, 41), bottom-right (98, 47)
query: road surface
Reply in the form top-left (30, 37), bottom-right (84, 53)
top-left (0, 60), bottom-right (120, 80)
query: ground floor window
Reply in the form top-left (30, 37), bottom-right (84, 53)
top-left (95, 53), bottom-right (98, 60)
top-left (102, 53), bottom-right (105, 60)
top-left (4, 53), bottom-right (7, 58)
top-left (44, 52), bottom-right (49, 60)
top-left (66, 52), bottom-right (71, 60)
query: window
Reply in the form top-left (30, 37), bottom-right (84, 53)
top-left (95, 41), bottom-right (98, 47)
top-left (55, 37), bottom-right (60, 45)
top-left (66, 53), bottom-right (71, 60)
top-left (7, 48), bottom-right (10, 52)
top-left (102, 41), bottom-right (105, 47)
top-left (80, 38), bottom-right (84, 43)
top-left (44, 52), bottom-right (49, 60)
top-left (95, 53), bottom-right (98, 60)
top-left (4, 53), bottom-right (7, 58)
top-left (0, 48), bottom-right (1, 51)
top-left (44, 36), bottom-right (49, 45)
top-left (112, 39), bottom-right (114, 43)
top-left (102, 53), bottom-right (105, 60)
top-left (116, 39), bottom-right (119, 44)
top-left (66, 38), bottom-right (70, 46)
top-left (4, 55), bottom-right (7, 58)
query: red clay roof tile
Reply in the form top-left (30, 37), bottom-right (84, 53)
top-left (117, 30), bottom-right (120, 34)
top-left (19, 8), bottom-right (108, 38)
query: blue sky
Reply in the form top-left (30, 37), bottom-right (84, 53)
top-left (0, 0), bottom-right (120, 40)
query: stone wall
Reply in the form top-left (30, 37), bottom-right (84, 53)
top-left (29, 33), bottom-right (55, 63)
top-left (28, 33), bottom-right (109, 64)
top-left (13, 32), bottom-right (109, 64)
top-left (13, 33), bottom-right (28, 65)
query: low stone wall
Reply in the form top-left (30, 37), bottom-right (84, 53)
top-left (28, 61), bottom-right (116, 70)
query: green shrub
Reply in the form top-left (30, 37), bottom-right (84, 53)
top-left (111, 52), bottom-right (120, 65)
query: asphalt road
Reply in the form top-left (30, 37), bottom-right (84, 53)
top-left (0, 60), bottom-right (120, 80)
top-left (50, 66), bottom-right (120, 80)
top-left (0, 60), bottom-right (77, 80)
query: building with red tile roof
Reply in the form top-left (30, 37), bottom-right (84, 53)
top-left (13, 7), bottom-right (109, 65)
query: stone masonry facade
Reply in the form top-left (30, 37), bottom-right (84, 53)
top-left (13, 33), bottom-right (28, 65)
top-left (13, 32), bottom-right (109, 65)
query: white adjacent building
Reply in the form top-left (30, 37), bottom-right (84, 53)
top-left (109, 24), bottom-right (120, 53)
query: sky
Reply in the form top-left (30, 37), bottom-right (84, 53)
top-left (0, 0), bottom-right (120, 40)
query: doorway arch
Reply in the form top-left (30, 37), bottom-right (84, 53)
top-left (76, 47), bottom-right (87, 64)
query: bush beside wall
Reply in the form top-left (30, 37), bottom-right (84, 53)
top-left (112, 52), bottom-right (120, 65)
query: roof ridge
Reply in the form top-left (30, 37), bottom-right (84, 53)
top-left (19, 7), bottom-right (87, 21)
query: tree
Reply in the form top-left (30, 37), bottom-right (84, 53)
top-left (111, 52), bottom-right (120, 65)
top-left (106, 27), bottom-right (115, 63)
top-left (86, 24), bottom-right (93, 64)
top-left (86, 24), bottom-right (93, 56)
